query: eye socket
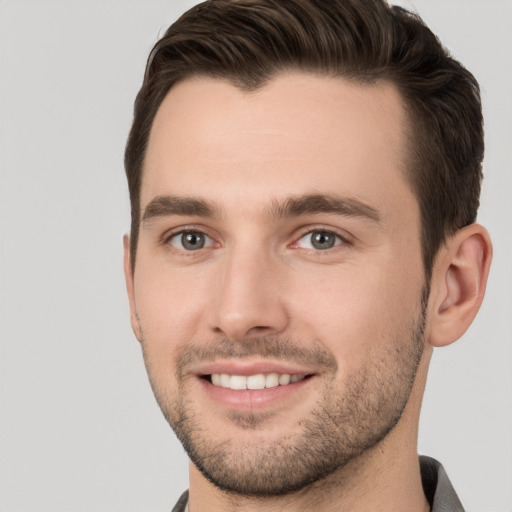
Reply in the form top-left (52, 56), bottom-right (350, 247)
top-left (296, 230), bottom-right (343, 251)
top-left (168, 231), bottom-right (214, 251)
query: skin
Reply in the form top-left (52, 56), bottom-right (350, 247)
top-left (124, 73), bottom-right (492, 512)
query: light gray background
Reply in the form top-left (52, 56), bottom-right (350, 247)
top-left (0, 1), bottom-right (510, 511)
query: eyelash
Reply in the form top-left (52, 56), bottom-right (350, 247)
top-left (163, 226), bottom-right (216, 252)
top-left (291, 226), bottom-right (352, 252)
top-left (162, 225), bottom-right (353, 254)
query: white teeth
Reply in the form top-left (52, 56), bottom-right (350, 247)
top-left (210, 372), bottom-right (306, 390)
top-left (247, 374), bottom-right (266, 390)
top-left (265, 373), bottom-right (279, 388)
top-left (219, 373), bottom-right (230, 388)
top-left (229, 375), bottom-right (247, 390)
top-left (278, 374), bottom-right (291, 386)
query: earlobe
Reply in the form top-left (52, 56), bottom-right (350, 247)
top-left (123, 234), bottom-right (143, 342)
top-left (428, 224), bottom-right (492, 348)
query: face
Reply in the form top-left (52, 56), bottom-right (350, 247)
top-left (125, 73), bottom-right (428, 496)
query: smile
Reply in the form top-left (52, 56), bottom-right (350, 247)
top-left (210, 373), bottom-right (306, 390)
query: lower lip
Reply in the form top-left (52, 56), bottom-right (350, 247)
top-left (199, 376), bottom-right (313, 411)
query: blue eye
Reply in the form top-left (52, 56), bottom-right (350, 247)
top-left (296, 230), bottom-right (342, 250)
top-left (169, 231), bottom-right (214, 251)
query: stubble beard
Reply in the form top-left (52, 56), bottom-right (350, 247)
top-left (141, 299), bottom-right (427, 498)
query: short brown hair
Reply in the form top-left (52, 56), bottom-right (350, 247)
top-left (125, 0), bottom-right (483, 281)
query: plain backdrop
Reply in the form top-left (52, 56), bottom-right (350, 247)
top-left (0, 1), bottom-right (510, 511)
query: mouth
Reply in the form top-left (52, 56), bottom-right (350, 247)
top-left (206, 372), bottom-right (308, 390)
top-left (194, 361), bottom-right (317, 411)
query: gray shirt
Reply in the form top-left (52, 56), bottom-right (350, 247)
top-left (171, 456), bottom-right (464, 511)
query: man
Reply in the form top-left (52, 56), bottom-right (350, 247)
top-left (123, 1), bottom-right (492, 510)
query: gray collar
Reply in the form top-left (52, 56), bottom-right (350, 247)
top-left (420, 455), bottom-right (465, 512)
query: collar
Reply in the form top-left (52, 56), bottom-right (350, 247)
top-left (420, 455), bottom-right (465, 512)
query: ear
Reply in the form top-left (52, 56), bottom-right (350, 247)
top-left (427, 224), bottom-right (492, 347)
top-left (123, 234), bottom-right (143, 342)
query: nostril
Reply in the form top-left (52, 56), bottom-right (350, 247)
top-left (252, 325), bottom-right (273, 332)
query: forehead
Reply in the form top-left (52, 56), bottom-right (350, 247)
top-left (142, 72), bottom-right (414, 219)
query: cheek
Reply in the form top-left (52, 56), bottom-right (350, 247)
top-left (133, 261), bottom-right (211, 352)
top-left (134, 265), bottom-right (210, 403)
top-left (291, 260), bottom-right (423, 363)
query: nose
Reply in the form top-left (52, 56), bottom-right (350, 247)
top-left (208, 243), bottom-right (289, 342)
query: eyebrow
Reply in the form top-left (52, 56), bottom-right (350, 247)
top-left (141, 193), bottom-right (380, 224)
top-left (267, 194), bottom-right (380, 222)
top-left (142, 195), bottom-right (219, 223)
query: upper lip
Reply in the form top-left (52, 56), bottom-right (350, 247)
top-left (193, 360), bottom-right (315, 377)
